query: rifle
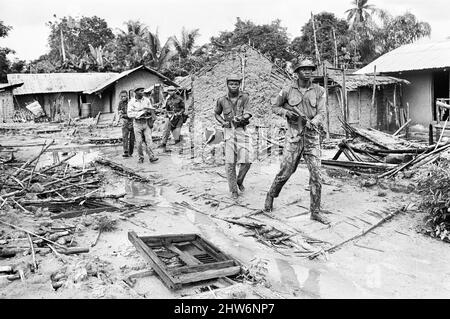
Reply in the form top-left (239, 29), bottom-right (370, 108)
top-left (285, 105), bottom-right (320, 133)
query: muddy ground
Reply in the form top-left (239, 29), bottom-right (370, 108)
top-left (1, 122), bottom-right (449, 299)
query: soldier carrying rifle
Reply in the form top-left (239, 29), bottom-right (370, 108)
top-left (263, 58), bottom-right (330, 225)
top-left (214, 74), bottom-right (253, 200)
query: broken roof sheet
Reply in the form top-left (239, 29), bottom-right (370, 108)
top-left (84, 65), bottom-right (179, 94)
top-left (7, 73), bottom-right (116, 95)
top-left (355, 38), bottom-right (450, 74)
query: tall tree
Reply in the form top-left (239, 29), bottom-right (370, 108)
top-left (0, 21), bottom-right (13, 82)
top-left (290, 12), bottom-right (356, 67)
top-left (173, 27), bottom-right (200, 59)
top-left (377, 12), bottom-right (431, 54)
top-left (345, 0), bottom-right (375, 27)
top-left (47, 15), bottom-right (115, 64)
top-left (211, 18), bottom-right (293, 61)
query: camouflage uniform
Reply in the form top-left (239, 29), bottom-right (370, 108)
top-left (267, 81), bottom-right (326, 214)
top-left (214, 92), bottom-right (252, 194)
top-left (161, 94), bottom-right (185, 145)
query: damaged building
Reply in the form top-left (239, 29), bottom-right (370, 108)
top-left (355, 38), bottom-right (450, 128)
top-left (6, 65), bottom-right (178, 122)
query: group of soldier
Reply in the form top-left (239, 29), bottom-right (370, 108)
top-left (117, 84), bottom-right (187, 164)
top-left (117, 57), bottom-right (330, 225)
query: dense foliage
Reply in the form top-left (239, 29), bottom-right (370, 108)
top-left (416, 160), bottom-right (450, 242)
top-left (2, 1), bottom-right (434, 81)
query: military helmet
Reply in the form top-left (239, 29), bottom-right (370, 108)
top-left (292, 58), bottom-right (317, 73)
top-left (226, 74), bottom-right (243, 83)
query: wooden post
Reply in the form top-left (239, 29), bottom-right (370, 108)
top-left (429, 124), bottom-right (434, 145)
top-left (332, 28), bottom-right (338, 68)
top-left (189, 76), bottom-right (195, 160)
top-left (342, 68), bottom-right (348, 138)
top-left (311, 12), bottom-right (321, 65)
top-left (323, 65), bottom-right (330, 139)
top-left (60, 28), bottom-right (66, 62)
top-left (406, 102), bottom-right (410, 138)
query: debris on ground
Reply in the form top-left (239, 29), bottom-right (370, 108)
top-left (325, 121), bottom-right (450, 179)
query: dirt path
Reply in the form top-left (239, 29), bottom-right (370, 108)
top-left (1, 126), bottom-right (449, 298)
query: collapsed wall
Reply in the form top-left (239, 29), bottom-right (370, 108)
top-left (178, 45), bottom-right (291, 128)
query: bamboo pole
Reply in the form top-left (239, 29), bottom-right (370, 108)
top-left (342, 68), bottom-right (348, 138)
top-left (308, 206), bottom-right (407, 259)
top-left (332, 28), bottom-right (338, 67)
top-left (324, 65), bottom-right (330, 139)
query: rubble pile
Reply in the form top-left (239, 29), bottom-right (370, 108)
top-left (324, 121), bottom-right (450, 178)
top-left (179, 44), bottom-right (290, 128)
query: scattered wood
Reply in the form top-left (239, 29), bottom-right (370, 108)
top-left (308, 206), bottom-right (406, 259)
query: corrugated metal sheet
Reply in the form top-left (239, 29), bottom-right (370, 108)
top-left (7, 73), bottom-right (117, 95)
top-left (355, 38), bottom-right (450, 74)
top-left (328, 73), bottom-right (410, 91)
top-left (84, 65), bottom-right (178, 94)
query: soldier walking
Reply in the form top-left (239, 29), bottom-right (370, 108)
top-left (159, 86), bottom-right (186, 152)
top-left (214, 74), bottom-right (252, 200)
top-left (263, 59), bottom-right (329, 225)
top-left (117, 90), bottom-right (135, 157)
top-left (127, 87), bottom-right (159, 164)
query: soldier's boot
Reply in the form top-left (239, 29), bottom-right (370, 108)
top-left (309, 180), bottom-right (329, 224)
top-left (225, 163), bottom-right (239, 199)
top-left (264, 193), bottom-right (274, 212)
top-left (149, 156), bottom-right (159, 163)
top-left (237, 163), bottom-right (251, 192)
top-left (310, 212), bottom-right (330, 225)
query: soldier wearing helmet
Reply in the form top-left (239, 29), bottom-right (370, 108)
top-left (214, 73), bottom-right (253, 200)
top-left (263, 58), bottom-right (330, 225)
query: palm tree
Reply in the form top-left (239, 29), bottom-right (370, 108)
top-left (345, 0), bottom-right (375, 27)
top-left (173, 27), bottom-right (200, 59)
top-left (147, 30), bottom-right (177, 71)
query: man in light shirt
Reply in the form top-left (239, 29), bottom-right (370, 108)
top-left (127, 87), bottom-right (159, 164)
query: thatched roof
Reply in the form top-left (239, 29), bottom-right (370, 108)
top-left (327, 73), bottom-right (410, 91)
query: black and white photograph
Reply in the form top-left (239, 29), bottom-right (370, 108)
top-left (0, 0), bottom-right (449, 302)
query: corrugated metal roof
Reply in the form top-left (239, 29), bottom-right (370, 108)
top-left (328, 73), bottom-right (410, 91)
top-left (84, 65), bottom-right (179, 94)
top-left (7, 73), bottom-right (117, 95)
top-left (355, 38), bottom-right (450, 74)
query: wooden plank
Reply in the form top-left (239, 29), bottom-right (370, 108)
top-left (166, 244), bottom-right (201, 266)
top-left (177, 266), bottom-right (241, 285)
top-left (169, 260), bottom-right (237, 276)
top-left (128, 231), bottom-right (181, 290)
top-left (196, 237), bottom-right (234, 262)
top-left (50, 206), bottom-right (119, 219)
top-left (141, 234), bottom-right (198, 245)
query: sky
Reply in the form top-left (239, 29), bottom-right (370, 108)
top-left (0, 0), bottom-right (449, 61)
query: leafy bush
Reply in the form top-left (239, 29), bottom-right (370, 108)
top-left (415, 160), bottom-right (450, 242)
